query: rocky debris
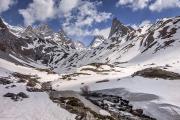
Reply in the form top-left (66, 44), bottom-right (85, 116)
top-left (26, 87), bottom-right (44, 92)
top-left (18, 92), bottom-right (29, 98)
top-left (61, 73), bottom-right (90, 81)
top-left (3, 92), bottom-right (29, 101)
top-left (12, 72), bottom-right (40, 87)
top-left (26, 80), bottom-right (37, 87)
top-left (35, 68), bottom-right (56, 74)
top-left (41, 82), bottom-right (52, 91)
top-left (17, 79), bottom-right (26, 83)
top-left (0, 78), bottom-right (12, 85)
top-left (49, 96), bottom-right (115, 120)
top-left (85, 92), bottom-right (156, 120)
top-left (131, 109), bottom-right (143, 116)
top-left (5, 84), bottom-right (16, 89)
top-left (132, 67), bottom-right (180, 80)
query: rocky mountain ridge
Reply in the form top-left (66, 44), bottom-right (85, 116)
top-left (0, 16), bottom-right (180, 73)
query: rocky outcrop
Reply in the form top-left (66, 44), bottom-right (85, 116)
top-left (109, 18), bottom-right (134, 39)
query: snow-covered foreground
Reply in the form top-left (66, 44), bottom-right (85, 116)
top-left (0, 58), bottom-right (60, 82)
top-left (0, 83), bottom-right (76, 120)
top-left (51, 63), bottom-right (180, 120)
top-left (0, 58), bottom-right (77, 120)
top-left (1, 56), bottom-right (180, 120)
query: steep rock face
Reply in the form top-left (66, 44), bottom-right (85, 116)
top-left (0, 18), bottom-right (8, 30)
top-left (139, 17), bottom-right (180, 53)
top-left (109, 18), bottom-right (135, 41)
top-left (0, 18), bottom-right (77, 67)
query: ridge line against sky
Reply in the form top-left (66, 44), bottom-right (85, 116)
top-left (0, 0), bottom-right (180, 45)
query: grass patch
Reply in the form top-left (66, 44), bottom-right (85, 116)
top-left (132, 67), bottom-right (180, 80)
top-left (88, 63), bottom-right (114, 68)
top-left (12, 72), bottom-right (40, 87)
top-left (61, 72), bottom-right (90, 80)
top-left (35, 68), bottom-right (56, 74)
top-left (80, 68), bottom-right (110, 73)
top-left (96, 79), bottom-right (109, 83)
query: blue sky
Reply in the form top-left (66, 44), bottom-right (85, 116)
top-left (0, 0), bottom-right (180, 45)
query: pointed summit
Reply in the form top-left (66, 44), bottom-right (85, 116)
top-left (109, 18), bottom-right (133, 38)
top-left (0, 17), bottom-right (8, 30)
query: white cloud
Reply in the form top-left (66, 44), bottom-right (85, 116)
top-left (0, 0), bottom-right (16, 14)
top-left (18, 0), bottom-right (111, 41)
top-left (116, 0), bottom-right (180, 12)
top-left (149, 0), bottom-right (180, 12)
top-left (93, 27), bottom-right (111, 38)
top-left (19, 0), bottom-right (56, 26)
top-left (131, 20), bottom-right (151, 29)
top-left (116, 0), bottom-right (150, 10)
top-left (58, 0), bottom-right (80, 14)
top-left (139, 20), bottom-right (151, 27)
top-left (62, 1), bottom-right (111, 37)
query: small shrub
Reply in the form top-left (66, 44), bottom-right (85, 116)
top-left (26, 80), bottom-right (37, 87)
top-left (80, 85), bottom-right (90, 95)
top-left (35, 68), bottom-right (56, 74)
top-left (96, 79), bottom-right (109, 83)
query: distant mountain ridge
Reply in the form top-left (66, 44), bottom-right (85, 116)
top-left (0, 16), bottom-right (180, 73)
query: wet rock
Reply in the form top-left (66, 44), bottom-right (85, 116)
top-left (3, 92), bottom-right (29, 101)
top-left (17, 92), bottom-right (29, 98)
top-left (131, 109), bottom-right (143, 116)
top-left (26, 87), bottom-right (44, 92)
top-left (85, 92), bottom-right (156, 120)
top-left (17, 79), bottom-right (26, 83)
top-left (41, 82), bottom-right (52, 91)
top-left (11, 85), bottom-right (16, 88)
top-left (26, 81), bottom-right (37, 87)
top-left (3, 93), bottom-right (16, 97)
top-left (0, 78), bottom-right (12, 85)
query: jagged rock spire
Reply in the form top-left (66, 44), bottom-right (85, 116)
top-left (108, 18), bottom-right (133, 38)
top-left (0, 17), bottom-right (8, 30)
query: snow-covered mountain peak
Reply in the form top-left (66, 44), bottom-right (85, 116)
top-left (35, 24), bottom-right (53, 37)
top-left (90, 35), bottom-right (106, 48)
top-left (71, 40), bottom-right (86, 50)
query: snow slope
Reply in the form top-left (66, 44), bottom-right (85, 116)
top-left (0, 83), bottom-right (76, 120)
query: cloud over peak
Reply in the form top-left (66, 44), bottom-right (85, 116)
top-left (18, 0), bottom-right (111, 39)
top-left (0, 0), bottom-right (16, 14)
top-left (19, 0), bottom-right (56, 26)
